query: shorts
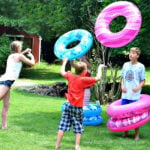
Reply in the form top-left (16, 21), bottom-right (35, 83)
top-left (58, 102), bottom-right (84, 134)
top-left (121, 99), bottom-right (138, 105)
top-left (0, 80), bottom-right (15, 88)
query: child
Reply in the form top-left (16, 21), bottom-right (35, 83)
top-left (55, 58), bottom-right (105, 150)
top-left (70, 55), bottom-right (91, 106)
top-left (80, 56), bottom-right (91, 106)
top-left (121, 47), bottom-right (145, 140)
top-left (0, 40), bottom-right (35, 129)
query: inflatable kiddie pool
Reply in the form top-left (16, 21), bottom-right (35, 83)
top-left (107, 94), bottom-right (150, 132)
top-left (83, 104), bottom-right (103, 126)
top-left (83, 103), bottom-right (102, 117)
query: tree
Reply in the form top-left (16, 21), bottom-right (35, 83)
top-left (0, 34), bottom-right (11, 71)
top-left (0, 0), bottom-right (149, 103)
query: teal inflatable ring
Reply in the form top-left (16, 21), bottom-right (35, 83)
top-left (54, 29), bottom-right (93, 60)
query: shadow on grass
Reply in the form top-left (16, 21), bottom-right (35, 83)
top-left (20, 68), bottom-right (62, 81)
top-left (11, 111), bottom-right (61, 135)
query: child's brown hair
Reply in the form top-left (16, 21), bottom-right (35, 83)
top-left (74, 62), bottom-right (87, 75)
top-left (130, 47), bottom-right (141, 56)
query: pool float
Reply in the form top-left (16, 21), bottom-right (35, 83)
top-left (107, 94), bottom-right (150, 132)
top-left (94, 1), bottom-right (142, 48)
top-left (62, 103), bottom-right (103, 126)
top-left (54, 29), bottom-right (93, 60)
top-left (83, 103), bottom-right (102, 117)
top-left (83, 116), bottom-right (103, 126)
top-left (83, 104), bottom-right (103, 126)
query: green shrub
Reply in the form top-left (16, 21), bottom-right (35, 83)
top-left (142, 85), bottom-right (150, 94)
top-left (0, 34), bottom-right (11, 71)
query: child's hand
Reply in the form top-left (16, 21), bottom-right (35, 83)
top-left (132, 86), bottom-right (140, 93)
top-left (27, 52), bottom-right (33, 58)
top-left (25, 48), bottom-right (32, 53)
top-left (62, 57), bottom-right (68, 63)
top-left (122, 86), bottom-right (127, 93)
top-left (80, 55), bottom-right (86, 62)
top-left (98, 64), bottom-right (107, 69)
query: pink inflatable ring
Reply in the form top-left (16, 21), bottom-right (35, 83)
top-left (94, 1), bottom-right (142, 48)
top-left (107, 94), bottom-right (150, 132)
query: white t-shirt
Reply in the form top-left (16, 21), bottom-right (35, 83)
top-left (0, 54), bottom-right (22, 81)
top-left (121, 62), bottom-right (145, 100)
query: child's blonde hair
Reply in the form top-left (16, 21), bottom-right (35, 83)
top-left (74, 62), bottom-right (87, 75)
top-left (130, 47), bottom-right (141, 56)
top-left (10, 41), bottom-right (22, 53)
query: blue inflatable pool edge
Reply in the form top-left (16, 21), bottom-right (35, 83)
top-left (83, 116), bottom-right (103, 126)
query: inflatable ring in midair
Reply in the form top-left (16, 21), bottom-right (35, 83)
top-left (94, 1), bottom-right (142, 48)
top-left (54, 29), bottom-right (93, 60)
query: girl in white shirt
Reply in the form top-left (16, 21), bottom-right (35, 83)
top-left (0, 41), bottom-right (35, 129)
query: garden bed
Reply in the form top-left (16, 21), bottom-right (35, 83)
top-left (21, 82), bottom-right (68, 97)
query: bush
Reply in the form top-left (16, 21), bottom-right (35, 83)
top-left (0, 34), bottom-right (11, 71)
top-left (142, 85), bottom-right (150, 94)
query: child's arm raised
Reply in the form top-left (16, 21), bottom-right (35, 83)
top-left (61, 58), bottom-right (68, 76)
top-left (21, 48), bottom-right (32, 55)
top-left (95, 64), bottom-right (106, 81)
top-left (19, 53), bottom-right (35, 67)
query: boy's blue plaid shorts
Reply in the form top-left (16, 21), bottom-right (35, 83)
top-left (58, 102), bottom-right (84, 134)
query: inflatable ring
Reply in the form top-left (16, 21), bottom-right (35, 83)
top-left (83, 104), bottom-right (102, 117)
top-left (54, 29), bottom-right (93, 60)
top-left (94, 1), bottom-right (142, 48)
top-left (83, 104), bottom-right (103, 126)
top-left (83, 116), bottom-right (103, 126)
top-left (107, 94), bottom-right (150, 132)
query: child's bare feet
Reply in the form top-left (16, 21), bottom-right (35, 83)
top-left (55, 145), bottom-right (61, 150)
top-left (135, 128), bottom-right (139, 140)
top-left (122, 134), bottom-right (128, 137)
top-left (1, 126), bottom-right (8, 130)
top-left (75, 145), bottom-right (81, 150)
top-left (135, 135), bottom-right (140, 140)
top-left (122, 131), bottom-right (128, 137)
top-left (55, 147), bottom-right (60, 150)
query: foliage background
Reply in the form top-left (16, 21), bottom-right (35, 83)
top-left (0, 0), bottom-right (149, 102)
top-left (0, 34), bottom-right (11, 71)
top-left (0, 0), bottom-right (149, 61)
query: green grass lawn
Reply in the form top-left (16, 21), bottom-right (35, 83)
top-left (19, 62), bottom-right (66, 85)
top-left (0, 62), bottom-right (150, 150)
